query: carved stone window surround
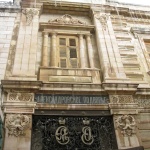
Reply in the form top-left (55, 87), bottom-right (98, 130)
top-left (131, 27), bottom-right (150, 74)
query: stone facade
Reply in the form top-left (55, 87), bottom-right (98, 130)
top-left (0, 0), bottom-right (150, 149)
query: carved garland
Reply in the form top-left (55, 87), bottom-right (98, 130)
top-left (7, 93), bottom-right (34, 102)
top-left (115, 115), bottom-right (136, 136)
top-left (94, 13), bottom-right (109, 30)
top-left (6, 114), bottom-right (30, 136)
top-left (22, 8), bottom-right (39, 25)
top-left (48, 14), bottom-right (86, 25)
top-left (109, 95), bottom-right (135, 103)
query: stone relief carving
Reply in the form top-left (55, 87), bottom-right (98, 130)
top-left (48, 14), bottom-right (86, 25)
top-left (6, 114), bottom-right (30, 136)
top-left (115, 115), bottom-right (136, 136)
top-left (135, 96), bottom-right (150, 107)
top-left (94, 13), bottom-right (109, 30)
top-left (110, 95), bottom-right (134, 103)
top-left (22, 8), bottom-right (39, 25)
top-left (7, 93), bottom-right (34, 102)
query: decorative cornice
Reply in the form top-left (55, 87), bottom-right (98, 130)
top-left (22, 8), bottom-right (39, 25)
top-left (48, 14), bottom-right (86, 25)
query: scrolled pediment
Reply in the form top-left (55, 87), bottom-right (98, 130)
top-left (48, 14), bottom-right (86, 25)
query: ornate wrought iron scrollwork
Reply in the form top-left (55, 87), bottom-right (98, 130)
top-left (31, 116), bottom-right (118, 150)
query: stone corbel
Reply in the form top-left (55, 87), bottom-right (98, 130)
top-left (22, 8), bottom-right (39, 25)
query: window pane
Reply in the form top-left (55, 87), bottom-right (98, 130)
top-left (59, 38), bottom-right (66, 45)
top-left (70, 59), bottom-right (78, 68)
top-left (70, 48), bottom-right (77, 58)
top-left (60, 59), bottom-right (67, 68)
top-left (69, 39), bottom-right (76, 46)
top-left (60, 47), bottom-right (67, 57)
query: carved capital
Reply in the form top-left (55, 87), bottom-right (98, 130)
top-left (7, 92), bottom-right (34, 102)
top-left (22, 8), bottom-right (39, 25)
top-left (115, 115), bottom-right (136, 137)
top-left (48, 14), bottom-right (86, 25)
top-left (94, 12), bottom-right (109, 30)
top-left (6, 114), bottom-right (30, 136)
top-left (109, 95), bottom-right (134, 103)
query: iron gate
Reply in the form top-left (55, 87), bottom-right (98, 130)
top-left (31, 116), bottom-right (118, 150)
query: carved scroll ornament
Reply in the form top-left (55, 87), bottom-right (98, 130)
top-left (48, 14), bottom-right (86, 25)
top-left (6, 114), bottom-right (30, 136)
top-left (7, 93), bottom-right (34, 102)
top-left (94, 13), bottom-right (109, 30)
top-left (22, 8), bottom-right (39, 25)
top-left (115, 115), bottom-right (136, 136)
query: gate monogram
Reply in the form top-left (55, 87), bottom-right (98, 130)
top-left (55, 118), bottom-right (70, 145)
top-left (81, 118), bottom-right (94, 145)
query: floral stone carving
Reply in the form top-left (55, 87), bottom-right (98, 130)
top-left (22, 8), bottom-right (39, 25)
top-left (48, 14), bottom-right (86, 25)
top-left (7, 93), bottom-right (34, 102)
top-left (110, 95), bottom-right (134, 103)
top-left (94, 13), bottom-right (109, 30)
top-left (115, 115), bottom-right (136, 136)
top-left (6, 114), bottom-right (30, 136)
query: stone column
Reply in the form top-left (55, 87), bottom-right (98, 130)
top-left (42, 32), bottom-right (49, 66)
top-left (79, 34), bottom-right (87, 68)
top-left (85, 34), bottom-right (95, 68)
top-left (50, 32), bottom-right (57, 67)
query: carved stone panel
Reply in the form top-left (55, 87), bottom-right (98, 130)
top-left (110, 95), bottom-right (135, 103)
top-left (6, 114), bottom-right (30, 136)
top-left (7, 93), bottom-right (34, 102)
top-left (115, 115), bottom-right (136, 137)
top-left (48, 14), bottom-right (86, 25)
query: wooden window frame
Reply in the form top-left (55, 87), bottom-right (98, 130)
top-left (57, 35), bottom-right (79, 68)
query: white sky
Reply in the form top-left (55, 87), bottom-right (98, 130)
top-left (1, 0), bottom-right (150, 6)
top-left (117, 0), bottom-right (150, 6)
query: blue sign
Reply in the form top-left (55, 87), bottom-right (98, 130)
top-left (35, 94), bottom-right (109, 104)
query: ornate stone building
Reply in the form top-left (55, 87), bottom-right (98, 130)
top-left (0, 0), bottom-right (150, 149)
